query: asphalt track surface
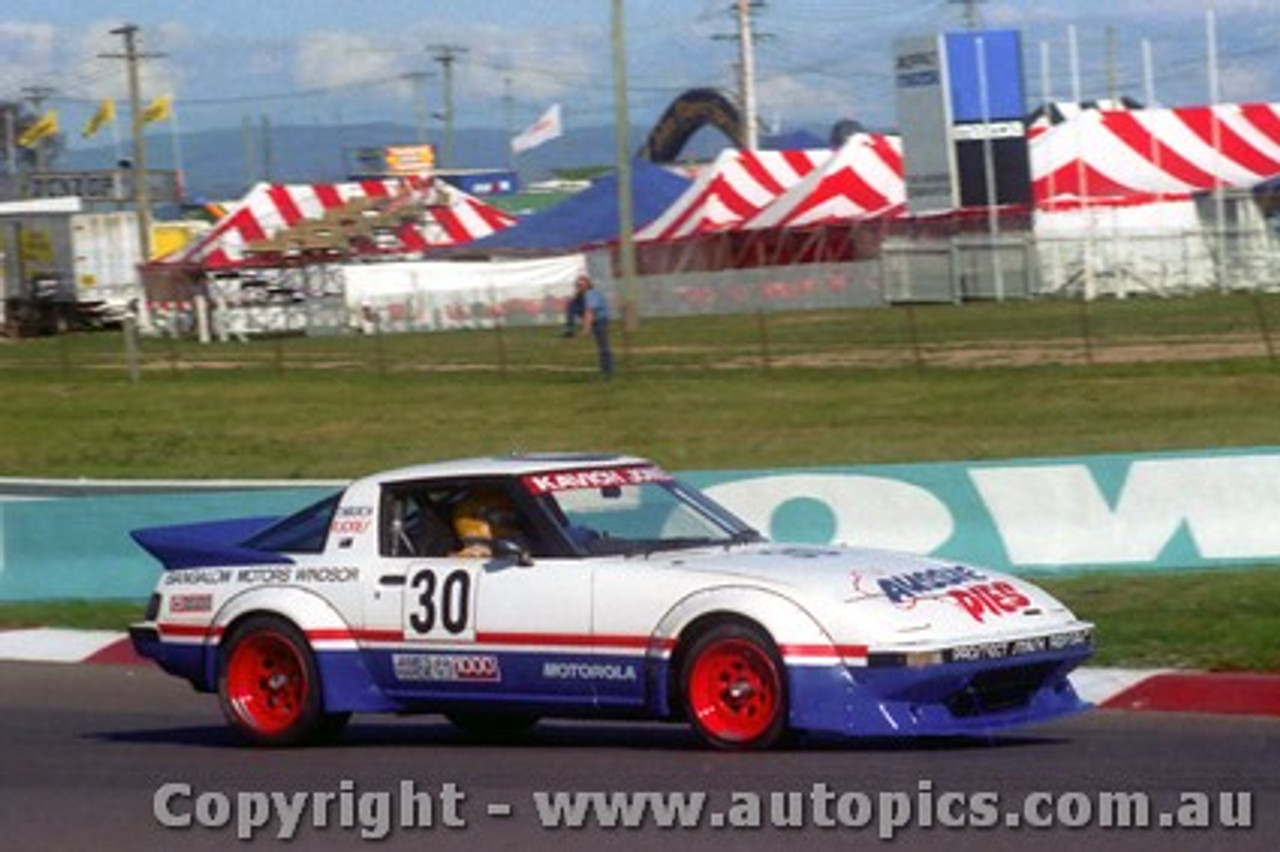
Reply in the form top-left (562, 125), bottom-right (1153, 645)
top-left (1, 662), bottom-right (1275, 852)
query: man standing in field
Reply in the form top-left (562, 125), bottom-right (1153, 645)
top-left (575, 274), bottom-right (614, 379)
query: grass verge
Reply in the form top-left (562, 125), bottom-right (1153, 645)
top-left (0, 601), bottom-right (144, 631)
top-left (1037, 568), bottom-right (1280, 671)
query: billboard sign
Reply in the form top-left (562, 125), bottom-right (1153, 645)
top-left (21, 170), bottom-right (182, 204)
top-left (348, 145), bottom-right (436, 177)
top-left (945, 30), bottom-right (1032, 208)
top-left (385, 145), bottom-right (436, 175)
top-left (893, 30), bottom-right (1032, 212)
top-left (893, 36), bottom-right (956, 215)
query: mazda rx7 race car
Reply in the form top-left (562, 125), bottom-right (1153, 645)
top-left (129, 453), bottom-right (1093, 749)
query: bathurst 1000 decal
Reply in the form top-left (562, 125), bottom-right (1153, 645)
top-left (392, 653), bottom-right (501, 683)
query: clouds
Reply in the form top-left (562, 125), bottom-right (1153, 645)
top-left (0, 21), bottom-right (60, 95)
top-left (293, 31), bottom-right (403, 93)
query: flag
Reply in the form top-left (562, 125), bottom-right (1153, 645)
top-left (81, 98), bottom-right (116, 139)
top-left (17, 110), bottom-right (58, 147)
top-left (142, 94), bottom-right (172, 124)
top-left (511, 103), bottom-right (562, 154)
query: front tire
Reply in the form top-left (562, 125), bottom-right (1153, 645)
top-left (680, 623), bottom-right (788, 750)
top-left (217, 616), bottom-right (346, 746)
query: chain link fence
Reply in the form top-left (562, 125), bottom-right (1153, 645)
top-left (8, 218), bottom-right (1280, 376)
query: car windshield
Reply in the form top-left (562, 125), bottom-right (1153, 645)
top-left (522, 464), bottom-right (763, 556)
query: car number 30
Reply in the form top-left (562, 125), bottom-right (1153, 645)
top-left (404, 567), bottom-right (475, 639)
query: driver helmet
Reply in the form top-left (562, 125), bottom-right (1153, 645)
top-left (453, 489), bottom-right (519, 550)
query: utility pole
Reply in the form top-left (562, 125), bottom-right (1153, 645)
top-left (102, 24), bottom-right (163, 262)
top-left (713, 1), bottom-right (768, 150)
top-left (428, 45), bottom-right (468, 167)
top-left (261, 114), bottom-right (274, 183)
top-left (736, 0), bottom-right (759, 150)
top-left (241, 114), bottom-right (258, 185)
top-left (612, 0), bottom-right (637, 332)
top-left (949, 0), bottom-right (985, 30)
top-left (401, 70), bottom-right (433, 145)
top-left (20, 85), bottom-right (57, 111)
top-left (502, 75), bottom-right (515, 170)
top-left (21, 85), bottom-right (57, 171)
top-left (1106, 26), bottom-right (1117, 103)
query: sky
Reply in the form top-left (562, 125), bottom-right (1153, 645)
top-left (2, 0), bottom-right (1279, 149)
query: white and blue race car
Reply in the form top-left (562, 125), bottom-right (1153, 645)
top-left (129, 453), bottom-right (1093, 749)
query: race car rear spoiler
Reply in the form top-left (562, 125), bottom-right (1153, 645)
top-left (131, 516), bottom-right (293, 570)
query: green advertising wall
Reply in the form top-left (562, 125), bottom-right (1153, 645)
top-left (3, 447), bottom-right (1278, 601)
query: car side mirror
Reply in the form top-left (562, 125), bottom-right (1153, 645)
top-left (492, 538), bottom-right (534, 567)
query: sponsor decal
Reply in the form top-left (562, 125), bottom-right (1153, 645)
top-left (331, 505), bottom-right (374, 536)
top-left (522, 465), bottom-right (672, 495)
top-left (235, 567), bottom-right (292, 584)
top-left (294, 567), bottom-right (360, 583)
top-left (542, 661), bottom-right (638, 682)
top-left (876, 565), bottom-right (987, 605)
top-left (168, 593), bottom-right (213, 614)
top-left (947, 581), bottom-right (1033, 623)
top-left (392, 653), bottom-right (500, 683)
top-left (164, 569), bottom-right (233, 586)
top-left (182, 566), bottom-right (360, 586)
top-left (952, 121), bottom-right (1026, 141)
top-left (874, 566), bottom-right (1033, 623)
top-left (947, 628), bottom-right (1091, 663)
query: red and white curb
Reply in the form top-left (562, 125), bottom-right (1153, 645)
top-left (2, 629), bottom-right (1278, 717)
top-left (0, 628), bottom-right (146, 665)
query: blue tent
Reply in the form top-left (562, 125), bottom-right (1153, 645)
top-left (463, 159), bottom-right (691, 253)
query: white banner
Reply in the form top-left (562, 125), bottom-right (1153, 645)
top-left (341, 255), bottom-right (588, 331)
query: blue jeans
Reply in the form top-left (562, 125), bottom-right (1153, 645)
top-left (592, 318), bottom-right (614, 378)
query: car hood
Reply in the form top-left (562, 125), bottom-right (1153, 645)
top-left (647, 542), bottom-right (1083, 646)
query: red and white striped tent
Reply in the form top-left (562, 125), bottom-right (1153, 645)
top-left (635, 148), bottom-right (830, 241)
top-left (1030, 102), bottom-right (1280, 207)
top-left (743, 132), bottom-right (905, 229)
top-left (160, 175), bottom-right (514, 268)
top-left (636, 102), bottom-right (1280, 239)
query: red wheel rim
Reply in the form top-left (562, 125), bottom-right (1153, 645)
top-left (687, 638), bottom-right (781, 743)
top-left (225, 631), bottom-right (308, 735)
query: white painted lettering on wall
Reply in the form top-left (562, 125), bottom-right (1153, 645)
top-left (704, 474), bottom-right (955, 556)
top-left (970, 456), bottom-right (1280, 565)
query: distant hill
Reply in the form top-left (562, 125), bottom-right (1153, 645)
top-left (56, 121), bottom-right (745, 202)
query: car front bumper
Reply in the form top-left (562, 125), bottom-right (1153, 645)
top-left (787, 632), bottom-right (1094, 738)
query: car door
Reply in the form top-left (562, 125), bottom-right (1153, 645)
top-left (360, 482), bottom-right (595, 706)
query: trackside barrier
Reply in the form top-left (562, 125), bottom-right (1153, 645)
top-left (0, 487), bottom-right (335, 601)
top-left (2, 447), bottom-right (1279, 601)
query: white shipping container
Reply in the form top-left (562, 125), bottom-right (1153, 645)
top-left (70, 211), bottom-right (145, 311)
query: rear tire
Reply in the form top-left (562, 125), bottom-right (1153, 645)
top-left (217, 616), bottom-right (344, 746)
top-left (680, 623), bottom-right (788, 750)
